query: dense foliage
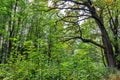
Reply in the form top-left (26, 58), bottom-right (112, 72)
top-left (0, 0), bottom-right (120, 80)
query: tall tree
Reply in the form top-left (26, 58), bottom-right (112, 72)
top-left (50, 0), bottom-right (120, 69)
top-left (0, 0), bottom-right (32, 63)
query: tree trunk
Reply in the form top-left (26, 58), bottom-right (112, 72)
top-left (88, 4), bottom-right (116, 67)
top-left (87, 0), bottom-right (116, 67)
top-left (94, 15), bottom-right (116, 67)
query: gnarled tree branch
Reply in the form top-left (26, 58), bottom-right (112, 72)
top-left (63, 36), bottom-right (105, 49)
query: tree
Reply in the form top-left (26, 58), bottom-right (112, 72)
top-left (50, 0), bottom-right (120, 69)
top-left (0, 0), bottom-right (110, 79)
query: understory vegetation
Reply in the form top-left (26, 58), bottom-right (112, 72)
top-left (0, 0), bottom-right (120, 80)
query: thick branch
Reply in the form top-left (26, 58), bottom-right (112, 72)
top-left (64, 36), bottom-right (105, 49)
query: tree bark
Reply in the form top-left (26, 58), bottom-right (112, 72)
top-left (69, 0), bottom-right (117, 68)
top-left (86, 1), bottom-right (116, 67)
top-left (95, 17), bottom-right (116, 67)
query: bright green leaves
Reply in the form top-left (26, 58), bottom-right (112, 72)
top-left (23, 40), bottom-right (35, 52)
top-left (0, 0), bottom-right (115, 80)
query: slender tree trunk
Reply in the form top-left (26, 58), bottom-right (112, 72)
top-left (113, 16), bottom-right (120, 69)
top-left (7, 0), bottom-right (18, 61)
top-left (48, 28), bottom-right (52, 64)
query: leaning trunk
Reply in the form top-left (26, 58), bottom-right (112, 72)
top-left (87, 2), bottom-right (116, 67)
top-left (94, 16), bottom-right (116, 67)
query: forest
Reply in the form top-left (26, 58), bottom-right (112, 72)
top-left (0, 0), bottom-right (120, 80)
